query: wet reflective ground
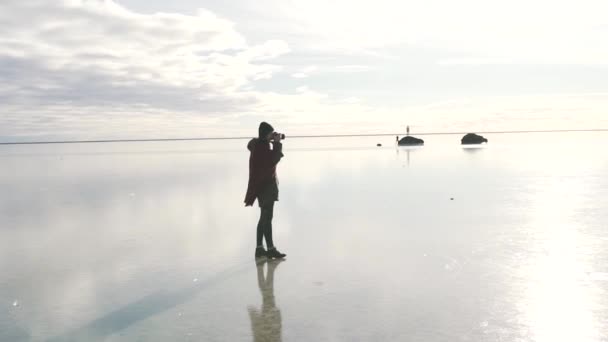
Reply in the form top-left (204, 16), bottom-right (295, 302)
top-left (1, 133), bottom-right (607, 341)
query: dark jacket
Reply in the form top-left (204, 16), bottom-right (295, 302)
top-left (244, 138), bottom-right (284, 206)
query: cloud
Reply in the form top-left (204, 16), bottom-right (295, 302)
top-left (290, 65), bottom-right (372, 78)
top-left (2, 1), bottom-right (291, 93)
top-left (1, 0), bottom-right (607, 142)
top-left (218, 0), bottom-right (608, 64)
top-left (291, 72), bottom-right (309, 79)
top-left (290, 66), bottom-right (317, 78)
top-left (437, 58), bottom-right (519, 66)
top-left (0, 0), bottom-right (291, 140)
top-left (333, 65), bottom-right (373, 73)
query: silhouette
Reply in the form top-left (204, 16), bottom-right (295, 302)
top-left (244, 122), bottom-right (287, 259)
top-left (248, 259), bottom-right (283, 342)
top-left (398, 136), bottom-right (424, 146)
top-left (461, 133), bottom-right (488, 145)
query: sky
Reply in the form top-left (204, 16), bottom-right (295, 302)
top-left (1, 0), bottom-right (607, 141)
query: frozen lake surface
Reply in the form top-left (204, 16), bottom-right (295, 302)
top-left (1, 132), bottom-right (608, 341)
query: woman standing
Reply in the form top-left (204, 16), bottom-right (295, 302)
top-left (244, 122), bottom-right (287, 259)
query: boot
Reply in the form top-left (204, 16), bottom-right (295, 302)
top-left (266, 247), bottom-right (286, 259)
top-left (255, 246), bottom-right (267, 259)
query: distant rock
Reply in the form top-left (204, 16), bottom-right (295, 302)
top-left (461, 133), bottom-right (488, 145)
top-left (398, 136), bottom-right (424, 146)
top-left (377, 143), bottom-right (382, 147)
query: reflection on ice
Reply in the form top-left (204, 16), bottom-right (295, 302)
top-left (249, 259), bottom-right (283, 342)
top-left (45, 262), bottom-right (251, 342)
top-left (1, 133), bottom-right (607, 341)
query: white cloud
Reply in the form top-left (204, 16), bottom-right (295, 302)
top-left (291, 65), bottom-right (317, 78)
top-left (437, 58), bottom-right (516, 66)
top-left (291, 73), bottom-right (309, 79)
top-left (222, 0), bottom-right (608, 64)
top-left (333, 65), bottom-right (373, 73)
top-left (1, 0), bottom-right (607, 141)
top-left (0, 0), bottom-right (295, 140)
top-left (0, 1), bottom-right (289, 105)
top-left (291, 65), bottom-right (372, 78)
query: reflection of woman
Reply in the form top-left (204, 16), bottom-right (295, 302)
top-left (248, 259), bottom-right (283, 342)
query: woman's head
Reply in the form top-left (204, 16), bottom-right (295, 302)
top-left (258, 121), bottom-right (274, 140)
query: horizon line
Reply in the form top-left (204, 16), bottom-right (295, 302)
top-left (1, 128), bottom-right (608, 145)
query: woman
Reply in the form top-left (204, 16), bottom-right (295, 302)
top-left (244, 122), bottom-right (287, 259)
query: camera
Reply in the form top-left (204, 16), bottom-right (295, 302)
top-left (274, 133), bottom-right (286, 140)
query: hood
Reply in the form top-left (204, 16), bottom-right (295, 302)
top-left (247, 138), bottom-right (258, 151)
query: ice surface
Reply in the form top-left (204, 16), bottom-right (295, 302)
top-left (1, 133), bottom-right (607, 341)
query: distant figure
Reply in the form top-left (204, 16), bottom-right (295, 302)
top-left (396, 135), bottom-right (399, 142)
top-left (406, 125), bottom-right (410, 136)
top-left (248, 259), bottom-right (283, 342)
top-left (245, 122), bottom-right (287, 259)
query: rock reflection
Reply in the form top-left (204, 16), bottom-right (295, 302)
top-left (248, 259), bottom-right (283, 342)
top-left (462, 146), bottom-right (486, 153)
top-left (396, 146), bottom-right (422, 167)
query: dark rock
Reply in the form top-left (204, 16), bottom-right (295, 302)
top-left (398, 136), bottom-right (424, 146)
top-left (377, 143), bottom-right (382, 147)
top-left (461, 133), bottom-right (488, 145)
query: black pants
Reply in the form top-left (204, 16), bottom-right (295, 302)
top-left (257, 202), bottom-right (274, 248)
